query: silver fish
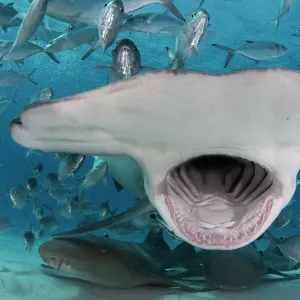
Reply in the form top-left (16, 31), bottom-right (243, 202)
top-left (0, 2), bottom-right (22, 32)
top-left (271, 0), bottom-right (292, 32)
top-left (167, 8), bottom-right (210, 69)
top-left (58, 153), bottom-right (86, 180)
top-left (23, 226), bottom-right (35, 251)
top-left (95, 0), bottom-right (125, 53)
top-left (39, 215), bottom-right (59, 232)
top-left (9, 185), bottom-right (29, 209)
top-left (92, 39), bottom-right (142, 81)
top-left (27, 0), bottom-right (185, 25)
top-left (0, 217), bottom-right (13, 232)
top-left (212, 41), bottom-right (287, 68)
top-left (29, 87), bottom-right (54, 104)
top-left (13, 0), bottom-right (48, 49)
top-left (0, 90), bottom-right (17, 114)
top-left (123, 13), bottom-right (183, 37)
top-left (45, 26), bottom-right (98, 53)
top-left (0, 69), bottom-right (37, 86)
top-left (0, 40), bottom-right (59, 63)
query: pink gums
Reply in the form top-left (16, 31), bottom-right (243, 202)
top-left (166, 197), bottom-right (273, 248)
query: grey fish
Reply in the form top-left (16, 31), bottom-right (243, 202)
top-left (45, 25), bottom-right (98, 53)
top-left (49, 186), bottom-right (72, 204)
top-left (53, 197), bottom-right (154, 236)
top-left (0, 40), bottom-right (59, 63)
top-left (92, 39), bottom-right (142, 81)
top-left (265, 231), bottom-right (300, 267)
top-left (29, 87), bottom-right (54, 104)
top-left (122, 13), bottom-right (183, 37)
top-left (38, 235), bottom-right (206, 291)
top-left (9, 185), bottom-right (29, 210)
top-left (212, 41), bottom-right (288, 68)
top-left (78, 156), bottom-right (108, 195)
top-left (13, 0), bottom-right (48, 49)
top-left (199, 245), bottom-right (300, 291)
top-left (44, 172), bottom-right (60, 189)
top-left (0, 90), bottom-right (17, 114)
top-left (271, 0), bottom-right (292, 32)
top-left (58, 153), bottom-right (86, 180)
top-left (99, 199), bottom-right (117, 220)
top-left (40, 215), bottom-right (59, 232)
top-left (94, 0), bottom-right (125, 53)
top-left (31, 161), bottom-right (43, 176)
top-left (167, 8), bottom-right (210, 69)
top-left (23, 226), bottom-right (35, 251)
top-left (28, 0), bottom-right (185, 25)
top-left (0, 68), bottom-right (37, 86)
top-left (0, 2), bottom-right (22, 32)
top-left (32, 203), bottom-right (44, 220)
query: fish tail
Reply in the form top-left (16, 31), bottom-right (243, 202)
top-left (161, 0), bottom-right (185, 21)
top-left (263, 230), bottom-right (279, 255)
top-left (81, 46), bottom-right (96, 60)
top-left (27, 68), bottom-right (38, 86)
top-left (211, 44), bottom-right (236, 68)
top-left (12, 88), bottom-right (18, 104)
top-left (45, 52), bottom-right (60, 64)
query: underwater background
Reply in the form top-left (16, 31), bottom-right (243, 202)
top-left (1, 0), bottom-right (300, 299)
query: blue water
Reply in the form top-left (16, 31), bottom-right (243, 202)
top-left (1, 0), bottom-right (300, 298)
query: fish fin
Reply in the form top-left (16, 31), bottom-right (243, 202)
top-left (45, 52), bottom-right (60, 64)
top-left (81, 46), bottom-right (96, 60)
top-left (199, 0), bottom-right (205, 7)
top-left (26, 68), bottom-right (38, 85)
top-left (52, 197), bottom-right (154, 236)
top-left (254, 60), bottom-right (260, 64)
top-left (43, 204), bottom-right (55, 214)
top-left (211, 44), bottom-right (235, 68)
top-left (158, 25), bottom-right (181, 37)
top-left (144, 228), bottom-right (170, 250)
top-left (17, 59), bottom-right (24, 65)
top-left (245, 40), bottom-right (255, 43)
top-left (6, 2), bottom-right (15, 7)
top-left (172, 241), bottom-right (196, 258)
top-left (263, 230), bottom-right (280, 255)
top-left (112, 178), bottom-right (123, 192)
top-left (40, 264), bottom-right (55, 270)
top-left (11, 89), bottom-right (18, 104)
top-left (1, 26), bottom-right (7, 33)
top-left (160, 0), bottom-right (185, 21)
top-left (202, 30), bottom-right (218, 42)
top-left (192, 46), bottom-right (199, 57)
top-left (92, 65), bottom-right (112, 71)
top-left (165, 47), bottom-right (176, 60)
top-left (268, 268), bottom-right (300, 279)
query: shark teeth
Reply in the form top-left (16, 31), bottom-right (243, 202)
top-left (166, 196), bottom-right (274, 249)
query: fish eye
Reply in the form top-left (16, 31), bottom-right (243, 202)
top-left (104, 2), bottom-right (108, 7)
top-left (191, 13), bottom-right (195, 18)
top-left (149, 213), bottom-right (157, 220)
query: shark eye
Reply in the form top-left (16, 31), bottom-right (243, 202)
top-left (149, 213), bottom-right (157, 220)
top-left (191, 13), bottom-right (195, 18)
top-left (120, 7), bottom-right (124, 12)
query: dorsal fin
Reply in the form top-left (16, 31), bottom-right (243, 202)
top-left (144, 229), bottom-right (170, 251)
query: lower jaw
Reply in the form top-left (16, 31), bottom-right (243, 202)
top-left (165, 197), bottom-right (274, 250)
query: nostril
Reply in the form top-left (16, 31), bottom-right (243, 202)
top-left (12, 117), bottom-right (22, 125)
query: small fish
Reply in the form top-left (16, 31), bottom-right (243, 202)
top-left (265, 231), bottom-right (300, 268)
top-left (9, 185), bottom-right (29, 210)
top-left (31, 161), bottom-right (43, 177)
top-left (212, 41), bottom-right (287, 68)
top-left (78, 156), bottom-right (108, 195)
top-left (0, 40), bottom-right (59, 64)
top-left (48, 186), bottom-right (72, 204)
top-left (273, 203), bottom-right (297, 230)
top-left (26, 177), bottom-right (39, 199)
top-left (29, 87), bottom-right (54, 104)
top-left (99, 200), bottom-right (117, 220)
top-left (95, 0), bottom-right (125, 53)
top-left (45, 26), bottom-right (98, 53)
top-left (0, 89), bottom-right (18, 114)
top-left (0, 2), bottom-right (22, 33)
top-left (270, 0), bottom-right (292, 32)
top-left (32, 204), bottom-right (44, 220)
top-left (39, 215), bottom-right (59, 232)
top-left (166, 8), bottom-right (210, 69)
top-left (58, 153), bottom-right (86, 180)
top-left (23, 225), bottom-right (35, 251)
top-left (44, 173), bottom-right (60, 189)
top-left (0, 217), bottom-right (12, 232)
top-left (0, 68), bottom-right (37, 86)
top-left (92, 39), bottom-right (144, 81)
top-left (12, 0), bottom-right (48, 49)
top-left (122, 13), bottom-right (183, 37)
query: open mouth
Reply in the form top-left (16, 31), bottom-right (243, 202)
top-left (163, 155), bottom-right (278, 249)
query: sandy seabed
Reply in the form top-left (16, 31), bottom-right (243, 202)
top-left (1, 234), bottom-right (300, 300)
